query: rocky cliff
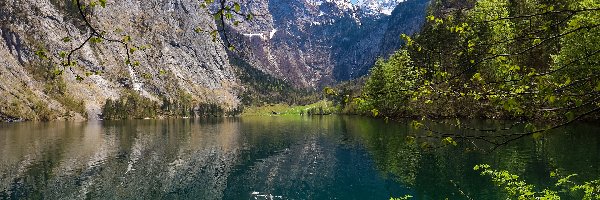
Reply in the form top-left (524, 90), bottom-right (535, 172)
top-left (0, 0), bottom-right (429, 121)
top-left (228, 0), bottom-right (429, 87)
top-left (1, 0), bottom-right (241, 121)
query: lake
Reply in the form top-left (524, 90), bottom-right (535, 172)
top-left (1, 116), bottom-right (599, 199)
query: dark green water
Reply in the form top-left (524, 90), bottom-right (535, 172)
top-left (0, 116), bottom-right (598, 199)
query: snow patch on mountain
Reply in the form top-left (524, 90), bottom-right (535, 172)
top-left (307, 0), bottom-right (356, 11)
top-left (269, 29), bottom-right (278, 39)
top-left (356, 0), bottom-right (405, 15)
top-left (329, 0), bottom-right (355, 11)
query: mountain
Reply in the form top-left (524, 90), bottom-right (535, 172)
top-left (0, 0), bottom-right (241, 121)
top-left (380, 0), bottom-right (431, 55)
top-left (0, 0), bottom-right (429, 121)
top-left (228, 0), bottom-right (429, 87)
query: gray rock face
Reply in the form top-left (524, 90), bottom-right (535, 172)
top-left (380, 0), bottom-right (430, 55)
top-left (0, 0), bottom-right (428, 121)
top-left (0, 0), bottom-right (240, 121)
top-left (228, 0), bottom-right (429, 87)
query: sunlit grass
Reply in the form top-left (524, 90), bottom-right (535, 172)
top-left (241, 100), bottom-right (338, 116)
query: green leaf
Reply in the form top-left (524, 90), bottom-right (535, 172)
top-left (532, 132), bottom-right (544, 140)
top-left (411, 120), bottom-right (423, 130)
top-left (524, 123), bottom-right (536, 132)
top-left (406, 136), bottom-right (416, 144)
top-left (371, 109), bottom-right (379, 117)
top-left (122, 35), bottom-right (131, 43)
top-left (442, 137), bottom-right (457, 146)
top-left (471, 73), bottom-right (482, 82)
top-left (52, 68), bottom-right (63, 76)
top-left (390, 195), bottom-right (413, 200)
top-left (547, 95), bottom-right (556, 104)
top-left (214, 11), bottom-right (222, 20)
top-left (35, 49), bottom-right (48, 60)
top-left (142, 73), bottom-right (152, 79)
top-left (234, 3), bottom-right (241, 12)
top-left (565, 111), bottom-right (575, 121)
top-left (426, 15), bottom-right (435, 21)
top-left (99, 0), bottom-right (106, 8)
top-left (90, 37), bottom-right (102, 43)
top-left (210, 30), bottom-right (218, 42)
top-left (75, 75), bottom-right (84, 82)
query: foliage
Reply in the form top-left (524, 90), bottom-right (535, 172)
top-left (350, 0), bottom-right (600, 151)
top-left (317, 78), bottom-right (367, 115)
top-left (390, 195), bottom-right (413, 200)
top-left (362, 50), bottom-right (422, 117)
top-left (231, 57), bottom-right (317, 106)
top-left (102, 91), bottom-right (159, 120)
top-left (26, 57), bottom-right (87, 117)
top-left (241, 100), bottom-right (337, 116)
top-left (360, 0), bottom-right (600, 122)
top-left (196, 103), bottom-right (225, 117)
top-left (475, 164), bottom-right (600, 199)
top-left (197, 0), bottom-right (261, 49)
top-left (102, 90), bottom-right (234, 120)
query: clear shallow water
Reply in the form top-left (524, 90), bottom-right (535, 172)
top-left (0, 116), bottom-right (598, 199)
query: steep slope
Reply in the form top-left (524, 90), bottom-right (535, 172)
top-left (380, 0), bottom-right (430, 56)
top-left (0, 0), bottom-right (240, 121)
top-left (228, 0), bottom-right (430, 87)
top-left (226, 0), bottom-right (359, 88)
top-left (0, 0), bottom-right (429, 121)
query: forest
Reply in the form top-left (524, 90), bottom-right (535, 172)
top-left (324, 0), bottom-right (600, 136)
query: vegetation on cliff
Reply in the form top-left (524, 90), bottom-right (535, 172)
top-left (101, 90), bottom-right (237, 120)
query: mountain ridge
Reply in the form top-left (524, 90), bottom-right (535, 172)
top-left (0, 0), bottom-right (429, 121)
top-left (229, 0), bottom-right (429, 87)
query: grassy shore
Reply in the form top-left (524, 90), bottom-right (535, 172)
top-left (241, 100), bottom-right (338, 116)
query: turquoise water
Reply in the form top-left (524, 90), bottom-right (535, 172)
top-left (0, 116), bottom-right (598, 199)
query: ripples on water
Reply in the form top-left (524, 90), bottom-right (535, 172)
top-left (0, 116), bottom-right (598, 199)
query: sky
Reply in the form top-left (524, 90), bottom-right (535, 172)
top-left (351, 0), bottom-right (359, 4)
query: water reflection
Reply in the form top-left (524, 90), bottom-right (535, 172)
top-left (339, 117), bottom-right (600, 199)
top-left (0, 117), bottom-right (598, 199)
top-left (0, 119), bottom-right (242, 199)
